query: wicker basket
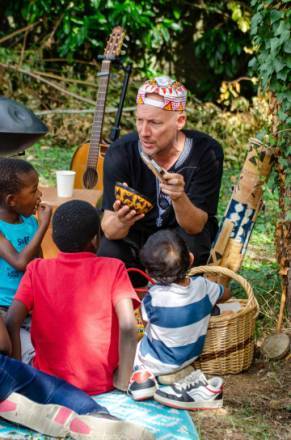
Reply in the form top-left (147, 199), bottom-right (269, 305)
top-left (190, 265), bottom-right (259, 375)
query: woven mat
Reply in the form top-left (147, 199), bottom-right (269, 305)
top-left (0, 390), bottom-right (198, 439)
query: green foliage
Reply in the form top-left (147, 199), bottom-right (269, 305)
top-left (0, 0), bottom-right (253, 101)
top-left (249, 0), bottom-right (290, 216)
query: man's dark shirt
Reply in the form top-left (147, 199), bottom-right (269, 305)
top-left (102, 129), bottom-right (223, 236)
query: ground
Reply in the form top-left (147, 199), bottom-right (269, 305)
top-left (191, 354), bottom-right (291, 440)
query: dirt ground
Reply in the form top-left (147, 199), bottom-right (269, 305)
top-left (191, 352), bottom-right (291, 440)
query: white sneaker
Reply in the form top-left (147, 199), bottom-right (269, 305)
top-left (0, 393), bottom-right (154, 440)
top-left (154, 370), bottom-right (223, 410)
top-left (0, 392), bottom-right (72, 436)
top-left (157, 365), bottom-right (195, 385)
top-left (127, 368), bottom-right (158, 401)
top-left (69, 413), bottom-right (155, 440)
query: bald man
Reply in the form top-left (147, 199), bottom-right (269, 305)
top-left (99, 76), bottom-right (223, 284)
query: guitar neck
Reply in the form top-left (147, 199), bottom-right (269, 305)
top-left (87, 60), bottom-right (111, 168)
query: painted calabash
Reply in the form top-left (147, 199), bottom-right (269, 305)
top-left (115, 182), bottom-right (153, 215)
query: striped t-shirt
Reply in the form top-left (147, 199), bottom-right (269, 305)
top-left (134, 276), bottom-right (224, 375)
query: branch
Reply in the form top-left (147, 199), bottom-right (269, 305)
top-left (0, 20), bottom-right (42, 45)
top-left (40, 13), bottom-right (65, 49)
top-left (35, 107), bottom-right (136, 116)
top-left (33, 71), bottom-right (98, 88)
top-left (43, 58), bottom-right (98, 66)
top-left (18, 29), bottom-right (29, 69)
top-left (0, 63), bottom-right (95, 105)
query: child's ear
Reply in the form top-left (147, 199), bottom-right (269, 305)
top-left (5, 194), bottom-right (16, 208)
top-left (189, 252), bottom-right (194, 267)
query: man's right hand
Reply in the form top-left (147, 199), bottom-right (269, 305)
top-left (113, 200), bottom-right (145, 227)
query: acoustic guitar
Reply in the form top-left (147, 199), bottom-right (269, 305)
top-left (71, 26), bottom-right (125, 190)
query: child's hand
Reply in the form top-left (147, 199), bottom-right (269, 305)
top-left (37, 204), bottom-right (52, 228)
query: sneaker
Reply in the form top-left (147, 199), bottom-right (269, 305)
top-left (0, 392), bottom-right (72, 436)
top-left (158, 365), bottom-right (195, 385)
top-left (69, 413), bottom-right (154, 440)
top-left (128, 368), bottom-right (158, 401)
top-left (154, 370), bottom-right (223, 410)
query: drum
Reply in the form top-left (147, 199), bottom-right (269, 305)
top-left (0, 97), bottom-right (48, 156)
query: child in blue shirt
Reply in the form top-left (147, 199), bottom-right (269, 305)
top-left (0, 158), bottom-right (52, 309)
top-left (0, 158), bottom-right (51, 362)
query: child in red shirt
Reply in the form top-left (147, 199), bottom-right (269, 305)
top-left (0, 316), bottom-right (153, 439)
top-left (6, 200), bottom-right (140, 394)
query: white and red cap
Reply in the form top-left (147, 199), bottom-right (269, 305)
top-left (136, 76), bottom-right (187, 111)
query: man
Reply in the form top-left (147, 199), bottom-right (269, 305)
top-left (99, 76), bottom-right (223, 283)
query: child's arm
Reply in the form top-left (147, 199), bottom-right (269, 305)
top-left (216, 286), bottom-right (231, 303)
top-left (0, 204), bottom-right (52, 271)
top-left (113, 298), bottom-right (138, 391)
top-left (6, 300), bottom-right (28, 359)
top-left (0, 315), bottom-right (12, 355)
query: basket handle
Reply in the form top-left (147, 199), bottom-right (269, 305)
top-left (189, 265), bottom-right (259, 313)
top-left (127, 268), bottom-right (155, 293)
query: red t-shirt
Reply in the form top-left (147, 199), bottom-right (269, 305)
top-left (15, 252), bottom-right (139, 394)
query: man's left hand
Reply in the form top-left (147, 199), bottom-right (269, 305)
top-left (160, 172), bottom-right (185, 201)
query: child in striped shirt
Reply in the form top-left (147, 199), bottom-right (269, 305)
top-left (128, 229), bottom-right (230, 404)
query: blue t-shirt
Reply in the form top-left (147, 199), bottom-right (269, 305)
top-left (0, 215), bottom-right (38, 307)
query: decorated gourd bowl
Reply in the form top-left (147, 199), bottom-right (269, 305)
top-left (115, 182), bottom-right (153, 215)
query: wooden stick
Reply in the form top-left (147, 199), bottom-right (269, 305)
top-left (18, 29), bottom-right (28, 69)
top-left (33, 71), bottom-right (98, 88)
top-left (35, 107), bottom-right (136, 116)
top-left (277, 284), bottom-right (286, 333)
top-left (0, 63), bottom-right (95, 105)
top-left (0, 20), bottom-right (42, 45)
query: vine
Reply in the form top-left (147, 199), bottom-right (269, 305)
top-left (249, 0), bottom-right (291, 321)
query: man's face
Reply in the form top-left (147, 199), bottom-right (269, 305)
top-left (136, 97), bottom-right (186, 157)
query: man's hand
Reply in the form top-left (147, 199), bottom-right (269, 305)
top-left (37, 204), bottom-right (52, 229)
top-left (160, 172), bottom-right (185, 201)
top-left (113, 199), bottom-right (145, 227)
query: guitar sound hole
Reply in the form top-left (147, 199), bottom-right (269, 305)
top-left (83, 167), bottom-right (98, 189)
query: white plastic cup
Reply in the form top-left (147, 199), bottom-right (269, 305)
top-left (56, 170), bottom-right (76, 198)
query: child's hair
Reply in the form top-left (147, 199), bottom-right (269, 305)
top-left (140, 229), bottom-right (191, 285)
top-left (0, 158), bottom-right (36, 202)
top-left (52, 200), bottom-right (101, 252)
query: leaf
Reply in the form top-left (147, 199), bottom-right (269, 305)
top-left (274, 58), bottom-right (286, 73)
top-left (284, 40), bottom-right (291, 53)
top-left (276, 68), bottom-right (288, 81)
top-left (274, 19), bottom-right (290, 37)
top-left (270, 37), bottom-right (281, 54)
top-left (270, 10), bottom-right (282, 24)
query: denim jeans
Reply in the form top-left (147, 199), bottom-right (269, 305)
top-left (0, 354), bottom-right (108, 415)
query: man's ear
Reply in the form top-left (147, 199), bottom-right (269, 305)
top-left (189, 252), bottom-right (194, 267)
top-left (177, 112), bottom-right (186, 131)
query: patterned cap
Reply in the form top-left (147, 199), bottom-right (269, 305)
top-left (136, 76), bottom-right (187, 111)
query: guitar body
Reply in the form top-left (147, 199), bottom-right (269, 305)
top-left (71, 143), bottom-right (104, 191)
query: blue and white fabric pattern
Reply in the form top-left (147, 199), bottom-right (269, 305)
top-left (134, 276), bottom-right (224, 375)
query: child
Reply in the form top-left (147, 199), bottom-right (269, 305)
top-left (0, 158), bottom-right (52, 362)
top-left (0, 315), bottom-right (153, 440)
top-left (6, 200), bottom-right (140, 395)
top-left (128, 229), bottom-right (230, 409)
